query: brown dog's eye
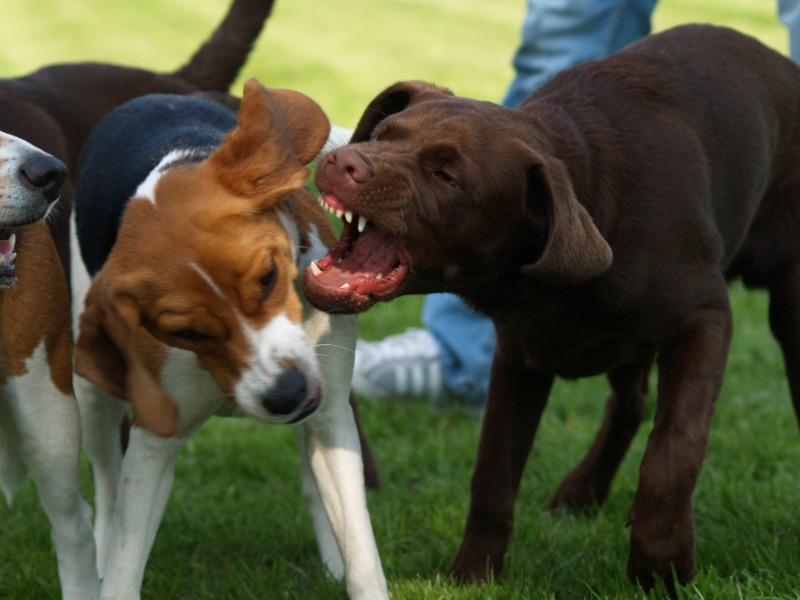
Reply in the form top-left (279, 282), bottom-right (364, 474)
top-left (260, 266), bottom-right (277, 302)
top-left (433, 170), bottom-right (459, 188)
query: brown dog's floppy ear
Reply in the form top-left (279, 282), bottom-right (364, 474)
top-left (351, 80), bottom-right (453, 142)
top-left (75, 278), bottom-right (179, 437)
top-left (210, 78), bottom-right (330, 203)
top-left (521, 156), bottom-right (613, 284)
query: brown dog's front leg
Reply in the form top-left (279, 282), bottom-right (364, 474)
top-left (449, 344), bottom-right (554, 583)
top-left (627, 307), bottom-right (732, 594)
top-left (549, 353), bottom-right (654, 511)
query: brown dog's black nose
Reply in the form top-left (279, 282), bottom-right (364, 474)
top-left (22, 154), bottom-right (67, 202)
top-left (327, 147), bottom-right (373, 183)
top-left (261, 367), bottom-right (308, 415)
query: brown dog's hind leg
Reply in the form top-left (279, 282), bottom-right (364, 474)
top-left (548, 353), bottom-right (654, 511)
top-left (767, 267), bottom-right (800, 431)
top-left (448, 344), bottom-right (554, 583)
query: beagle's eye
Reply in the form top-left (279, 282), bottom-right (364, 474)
top-left (433, 169), bottom-right (460, 188)
top-left (172, 329), bottom-right (214, 343)
top-left (260, 266), bottom-right (277, 302)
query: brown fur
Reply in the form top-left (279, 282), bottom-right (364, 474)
top-left (304, 25), bottom-right (800, 592)
top-left (0, 223), bottom-right (72, 394)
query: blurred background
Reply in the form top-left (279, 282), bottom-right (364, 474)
top-left (0, 0), bottom-right (788, 129)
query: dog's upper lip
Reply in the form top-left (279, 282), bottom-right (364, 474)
top-left (304, 191), bottom-right (408, 313)
top-left (318, 191), bottom-right (370, 233)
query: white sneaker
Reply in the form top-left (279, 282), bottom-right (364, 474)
top-left (352, 328), bottom-right (445, 403)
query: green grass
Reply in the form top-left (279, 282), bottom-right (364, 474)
top-left (0, 1), bottom-right (798, 599)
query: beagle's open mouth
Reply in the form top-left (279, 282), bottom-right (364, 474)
top-left (0, 232), bottom-right (18, 287)
top-left (303, 191), bottom-right (408, 313)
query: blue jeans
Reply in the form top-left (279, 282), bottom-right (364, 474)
top-left (780, 0), bottom-right (800, 61)
top-left (503, 0), bottom-right (656, 107)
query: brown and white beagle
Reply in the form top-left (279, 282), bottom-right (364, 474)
top-left (0, 132), bottom-right (100, 599)
top-left (71, 79), bottom-right (387, 599)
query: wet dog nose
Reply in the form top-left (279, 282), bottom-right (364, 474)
top-left (261, 367), bottom-right (308, 415)
top-left (326, 147), bottom-right (373, 183)
top-left (22, 154), bottom-right (67, 202)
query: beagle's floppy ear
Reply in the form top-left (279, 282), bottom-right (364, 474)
top-left (75, 277), bottom-right (179, 437)
top-left (209, 77), bottom-right (330, 205)
top-left (351, 80), bottom-right (453, 142)
top-left (521, 154), bottom-right (613, 284)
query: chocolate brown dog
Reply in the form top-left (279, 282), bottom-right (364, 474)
top-left (304, 25), bottom-right (800, 591)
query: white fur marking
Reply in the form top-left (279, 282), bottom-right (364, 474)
top-left (134, 149), bottom-right (195, 205)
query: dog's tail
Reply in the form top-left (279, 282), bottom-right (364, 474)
top-left (174, 0), bottom-right (276, 91)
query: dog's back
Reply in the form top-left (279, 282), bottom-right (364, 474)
top-left (0, 0), bottom-right (274, 274)
top-left (523, 25), bottom-right (800, 291)
top-left (75, 95), bottom-right (237, 275)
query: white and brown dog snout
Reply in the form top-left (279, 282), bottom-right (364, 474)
top-left (234, 314), bottom-right (323, 424)
top-left (0, 132), bottom-right (66, 224)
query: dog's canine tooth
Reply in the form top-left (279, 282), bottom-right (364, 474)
top-left (9, 233), bottom-right (15, 251)
top-left (358, 215), bottom-right (368, 233)
top-left (310, 261), bottom-right (322, 277)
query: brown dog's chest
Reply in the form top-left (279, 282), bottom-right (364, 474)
top-left (0, 224), bottom-right (71, 393)
top-left (500, 314), bottom-right (650, 378)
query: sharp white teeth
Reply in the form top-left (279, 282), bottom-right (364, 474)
top-left (376, 273), bottom-right (383, 281)
top-left (340, 283), bottom-right (350, 289)
top-left (344, 211), bottom-right (353, 223)
top-left (310, 261), bottom-right (322, 277)
top-left (9, 253), bottom-right (15, 263)
top-left (9, 234), bottom-right (15, 251)
top-left (335, 209), bottom-right (343, 219)
top-left (358, 215), bottom-right (368, 233)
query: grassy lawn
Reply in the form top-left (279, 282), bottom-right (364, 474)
top-left (1, 1), bottom-right (798, 599)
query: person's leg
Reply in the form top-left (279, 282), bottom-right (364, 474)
top-left (351, 296), bottom-right (494, 409)
top-left (504, 0), bottom-right (657, 107)
top-left (422, 294), bottom-right (496, 407)
top-left (779, 0), bottom-right (800, 62)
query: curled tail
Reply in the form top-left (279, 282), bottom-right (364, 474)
top-left (174, 0), bottom-right (276, 91)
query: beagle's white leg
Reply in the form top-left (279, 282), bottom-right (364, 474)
top-left (300, 308), bottom-right (388, 600)
top-left (5, 345), bottom-right (100, 600)
top-left (295, 426), bottom-right (345, 578)
top-left (99, 426), bottom-right (184, 600)
top-left (75, 375), bottom-right (127, 578)
top-left (99, 356), bottom-right (223, 600)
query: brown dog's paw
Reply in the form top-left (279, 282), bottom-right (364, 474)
top-left (447, 540), bottom-right (506, 585)
top-left (627, 525), bottom-right (695, 597)
top-left (447, 558), bottom-right (493, 585)
top-left (547, 473), bottom-right (608, 513)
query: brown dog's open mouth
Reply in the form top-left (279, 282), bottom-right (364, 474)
top-left (303, 192), bottom-right (408, 313)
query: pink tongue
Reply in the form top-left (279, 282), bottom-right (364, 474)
top-left (0, 239), bottom-right (11, 261)
top-left (317, 228), bottom-right (400, 289)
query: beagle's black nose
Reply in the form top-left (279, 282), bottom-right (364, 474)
top-left (261, 367), bottom-right (308, 415)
